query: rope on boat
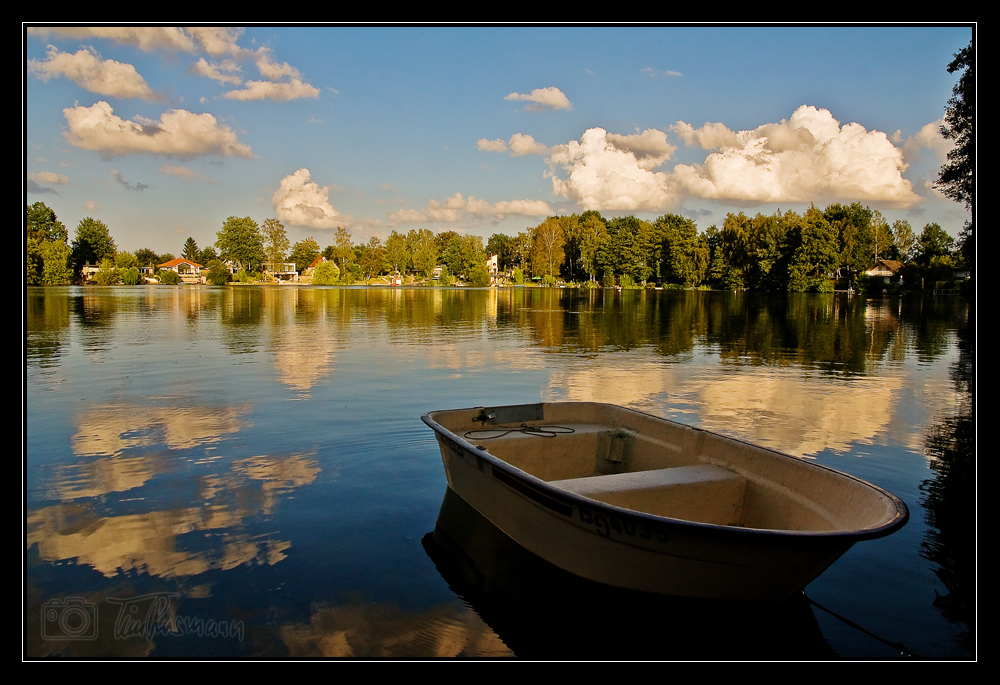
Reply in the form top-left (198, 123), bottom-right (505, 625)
top-left (804, 593), bottom-right (920, 658)
top-left (464, 423), bottom-right (576, 440)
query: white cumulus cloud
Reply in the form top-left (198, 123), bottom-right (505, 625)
top-left (505, 86), bottom-right (572, 111)
top-left (160, 164), bottom-right (214, 183)
top-left (477, 138), bottom-right (508, 153)
top-left (272, 169), bottom-right (347, 229)
top-left (508, 133), bottom-right (549, 157)
top-left (671, 121), bottom-right (741, 150)
top-left (605, 129), bottom-right (676, 169)
top-left (191, 57), bottom-right (242, 85)
top-left (27, 26), bottom-right (201, 53)
top-left (899, 119), bottom-right (954, 163)
top-left (62, 101), bottom-right (254, 159)
top-left (223, 78), bottom-right (320, 102)
top-left (28, 170), bottom-right (70, 185)
top-left (546, 128), bottom-right (680, 213)
top-left (671, 105), bottom-right (920, 206)
top-left (29, 45), bottom-right (162, 100)
top-left (545, 105), bottom-right (921, 213)
top-left (389, 192), bottom-right (553, 225)
top-left (477, 133), bottom-right (548, 156)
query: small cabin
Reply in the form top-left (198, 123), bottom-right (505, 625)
top-left (864, 259), bottom-right (904, 283)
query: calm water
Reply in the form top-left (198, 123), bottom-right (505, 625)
top-left (24, 285), bottom-right (974, 659)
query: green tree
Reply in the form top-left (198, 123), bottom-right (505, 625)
top-left (311, 260), bottom-right (340, 285)
top-left (121, 266), bottom-right (142, 285)
top-left (441, 234), bottom-right (486, 281)
top-left (435, 230), bottom-right (460, 259)
top-left (892, 220), bottom-right (917, 262)
top-left (598, 216), bottom-right (654, 284)
top-left (704, 225), bottom-right (726, 287)
top-left (326, 226), bottom-right (354, 275)
top-left (408, 229), bottom-right (439, 278)
top-left (870, 210), bottom-right (892, 263)
top-left (26, 203), bottom-right (71, 285)
top-left (577, 211), bottom-right (607, 282)
top-left (182, 237), bottom-right (199, 262)
top-left (358, 237), bottom-right (387, 283)
top-left (93, 258), bottom-right (120, 285)
top-left (487, 233), bottom-right (515, 272)
top-left (530, 217), bottom-right (566, 277)
top-left (459, 235), bottom-right (486, 279)
top-left (159, 269), bottom-right (181, 285)
top-left (653, 214), bottom-right (706, 286)
top-left (27, 203), bottom-right (67, 243)
top-left (467, 261), bottom-right (491, 287)
top-left (601, 266), bottom-right (615, 288)
top-left (915, 223), bottom-right (955, 266)
top-left (289, 237), bottom-right (321, 273)
top-left (787, 207), bottom-right (839, 292)
top-left (384, 230), bottom-right (409, 275)
top-left (558, 216), bottom-right (584, 280)
top-left (824, 202), bottom-right (874, 275)
top-left (216, 216), bottom-right (264, 272)
top-left (196, 246), bottom-right (219, 266)
top-left (206, 259), bottom-right (230, 285)
top-left (936, 40), bottom-right (974, 212)
top-left (134, 248), bottom-right (160, 268)
top-left (261, 218), bottom-right (290, 267)
top-left (115, 251), bottom-right (138, 271)
top-left (71, 217), bottom-right (116, 276)
top-left (935, 40), bottom-right (974, 275)
top-left (39, 240), bottom-right (73, 285)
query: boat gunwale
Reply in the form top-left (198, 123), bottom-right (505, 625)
top-left (421, 402), bottom-right (909, 541)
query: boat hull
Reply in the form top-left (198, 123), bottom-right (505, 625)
top-left (423, 403), bottom-right (907, 603)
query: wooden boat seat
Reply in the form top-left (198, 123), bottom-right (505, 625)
top-left (549, 464), bottom-right (748, 525)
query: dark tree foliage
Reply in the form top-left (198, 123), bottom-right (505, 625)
top-left (70, 217), bottom-right (116, 274)
top-left (936, 39), bottom-right (974, 273)
top-left (936, 40), bottom-right (974, 210)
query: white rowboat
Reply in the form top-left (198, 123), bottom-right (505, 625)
top-left (422, 402), bottom-right (908, 603)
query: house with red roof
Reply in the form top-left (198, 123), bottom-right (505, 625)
top-left (157, 257), bottom-right (205, 283)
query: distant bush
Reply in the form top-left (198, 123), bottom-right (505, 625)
top-left (311, 261), bottom-right (340, 285)
top-left (158, 270), bottom-right (180, 285)
top-left (93, 258), bottom-right (119, 285)
top-left (620, 274), bottom-right (641, 289)
top-left (206, 260), bottom-right (230, 285)
top-left (121, 266), bottom-right (141, 285)
top-left (467, 262), bottom-right (491, 287)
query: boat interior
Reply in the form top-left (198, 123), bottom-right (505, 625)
top-left (428, 403), bottom-right (901, 534)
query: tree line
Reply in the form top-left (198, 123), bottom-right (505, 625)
top-left (26, 200), bottom-right (966, 292)
top-left (488, 205), bottom-right (966, 292)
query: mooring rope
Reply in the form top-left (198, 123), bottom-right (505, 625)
top-left (464, 423), bottom-right (576, 440)
top-left (804, 593), bottom-right (919, 658)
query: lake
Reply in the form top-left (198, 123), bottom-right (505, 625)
top-left (24, 285), bottom-right (974, 659)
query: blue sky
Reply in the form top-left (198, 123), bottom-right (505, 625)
top-left (24, 25), bottom-right (974, 257)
